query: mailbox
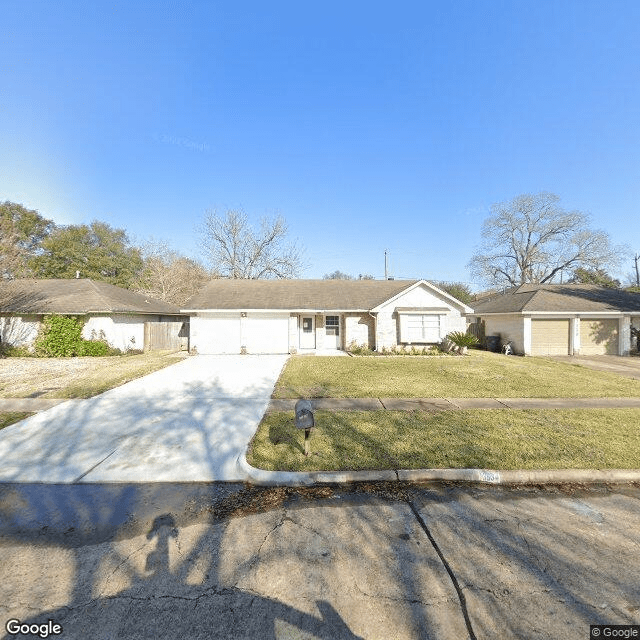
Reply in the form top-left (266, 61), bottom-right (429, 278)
top-left (295, 399), bottom-right (314, 456)
top-left (295, 399), bottom-right (314, 430)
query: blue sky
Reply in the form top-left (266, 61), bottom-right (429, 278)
top-left (2, 1), bottom-right (639, 287)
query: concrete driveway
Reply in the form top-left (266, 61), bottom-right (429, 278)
top-left (0, 355), bottom-right (288, 483)
top-left (550, 354), bottom-right (640, 380)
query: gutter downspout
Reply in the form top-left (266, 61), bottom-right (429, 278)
top-left (368, 310), bottom-right (378, 351)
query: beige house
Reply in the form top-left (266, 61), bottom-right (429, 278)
top-left (0, 279), bottom-right (187, 352)
top-left (469, 284), bottom-right (640, 356)
top-left (183, 279), bottom-right (472, 354)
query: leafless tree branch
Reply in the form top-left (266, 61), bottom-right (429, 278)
top-left (468, 192), bottom-right (629, 287)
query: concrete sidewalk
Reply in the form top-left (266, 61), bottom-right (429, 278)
top-left (267, 396), bottom-right (640, 412)
top-left (0, 398), bottom-right (73, 412)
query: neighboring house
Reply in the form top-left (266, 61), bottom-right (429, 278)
top-left (0, 279), bottom-right (188, 351)
top-left (468, 284), bottom-right (640, 356)
top-left (182, 279), bottom-right (471, 354)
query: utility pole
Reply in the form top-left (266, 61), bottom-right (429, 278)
top-left (635, 253), bottom-right (639, 287)
top-left (384, 250), bottom-right (388, 280)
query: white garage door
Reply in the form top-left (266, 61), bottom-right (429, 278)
top-left (243, 314), bottom-right (289, 354)
top-left (531, 319), bottom-right (570, 356)
top-left (192, 313), bottom-right (241, 354)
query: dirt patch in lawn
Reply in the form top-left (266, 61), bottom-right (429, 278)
top-left (0, 352), bottom-right (186, 399)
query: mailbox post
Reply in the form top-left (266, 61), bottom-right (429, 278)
top-left (294, 399), bottom-right (315, 456)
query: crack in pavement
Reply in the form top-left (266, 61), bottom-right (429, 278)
top-left (350, 578), bottom-right (458, 607)
top-left (406, 499), bottom-right (478, 640)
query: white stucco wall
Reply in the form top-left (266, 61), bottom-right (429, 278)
top-left (83, 315), bottom-right (150, 352)
top-left (344, 313), bottom-right (374, 348)
top-left (0, 315), bottom-right (41, 348)
top-left (483, 314), bottom-right (526, 354)
top-left (288, 314), bottom-right (299, 353)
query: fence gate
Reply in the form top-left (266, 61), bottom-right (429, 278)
top-left (144, 321), bottom-right (189, 351)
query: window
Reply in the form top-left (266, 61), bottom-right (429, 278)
top-left (401, 314), bottom-right (440, 343)
top-left (302, 318), bottom-right (313, 333)
top-left (325, 315), bottom-right (339, 336)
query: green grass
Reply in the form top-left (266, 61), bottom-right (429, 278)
top-left (0, 413), bottom-right (32, 430)
top-left (273, 351), bottom-right (640, 398)
top-left (247, 409), bottom-right (640, 471)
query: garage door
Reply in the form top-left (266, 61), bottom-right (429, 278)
top-left (192, 313), bottom-right (241, 354)
top-left (243, 314), bottom-right (289, 354)
top-left (531, 319), bottom-right (570, 356)
top-left (580, 319), bottom-right (618, 355)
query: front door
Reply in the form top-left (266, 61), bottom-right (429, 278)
top-left (324, 315), bottom-right (341, 349)
top-left (300, 316), bottom-right (315, 349)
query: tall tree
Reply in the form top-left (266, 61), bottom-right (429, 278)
top-left (0, 201), bottom-right (54, 278)
top-left (199, 210), bottom-right (303, 279)
top-left (432, 281), bottom-right (474, 305)
top-left (569, 267), bottom-right (620, 288)
top-left (31, 220), bottom-right (143, 287)
top-left (468, 192), bottom-right (626, 287)
top-left (135, 240), bottom-right (214, 305)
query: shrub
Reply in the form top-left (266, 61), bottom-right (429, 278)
top-left (446, 331), bottom-right (480, 349)
top-left (0, 343), bottom-right (33, 358)
top-left (78, 340), bottom-right (117, 357)
top-left (347, 341), bottom-right (373, 355)
top-left (33, 315), bottom-right (120, 357)
top-left (34, 315), bottom-right (85, 357)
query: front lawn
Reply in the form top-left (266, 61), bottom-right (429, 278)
top-left (0, 412), bottom-right (32, 430)
top-left (0, 351), bottom-right (186, 399)
top-left (248, 409), bottom-right (640, 471)
top-left (273, 351), bottom-right (640, 398)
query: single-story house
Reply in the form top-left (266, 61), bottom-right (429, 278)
top-left (182, 279), bottom-right (472, 354)
top-left (468, 284), bottom-right (640, 356)
top-left (0, 279), bottom-right (188, 352)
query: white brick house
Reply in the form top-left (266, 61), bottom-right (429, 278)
top-left (183, 279), bottom-right (472, 354)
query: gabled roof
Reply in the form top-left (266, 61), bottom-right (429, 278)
top-left (0, 279), bottom-right (183, 315)
top-left (183, 279), bottom-right (422, 311)
top-left (471, 284), bottom-right (640, 314)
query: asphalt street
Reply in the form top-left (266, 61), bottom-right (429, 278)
top-left (1, 481), bottom-right (639, 640)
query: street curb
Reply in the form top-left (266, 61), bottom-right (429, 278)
top-left (237, 453), bottom-right (640, 486)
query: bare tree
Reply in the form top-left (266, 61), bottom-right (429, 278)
top-left (323, 271), bottom-right (375, 280)
top-left (135, 240), bottom-right (214, 305)
top-left (199, 210), bottom-right (303, 279)
top-left (323, 270), bottom-right (354, 280)
top-left (632, 253), bottom-right (640, 287)
top-left (468, 192), bottom-right (627, 287)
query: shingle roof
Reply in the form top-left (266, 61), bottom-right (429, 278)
top-left (471, 284), bottom-right (640, 314)
top-left (0, 279), bottom-right (183, 315)
top-left (182, 279), bottom-right (420, 311)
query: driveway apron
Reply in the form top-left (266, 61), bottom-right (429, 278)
top-left (0, 355), bottom-right (288, 483)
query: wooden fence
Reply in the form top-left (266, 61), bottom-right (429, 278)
top-left (144, 321), bottom-right (189, 351)
top-left (467, 319), bottom-right (485, 343)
